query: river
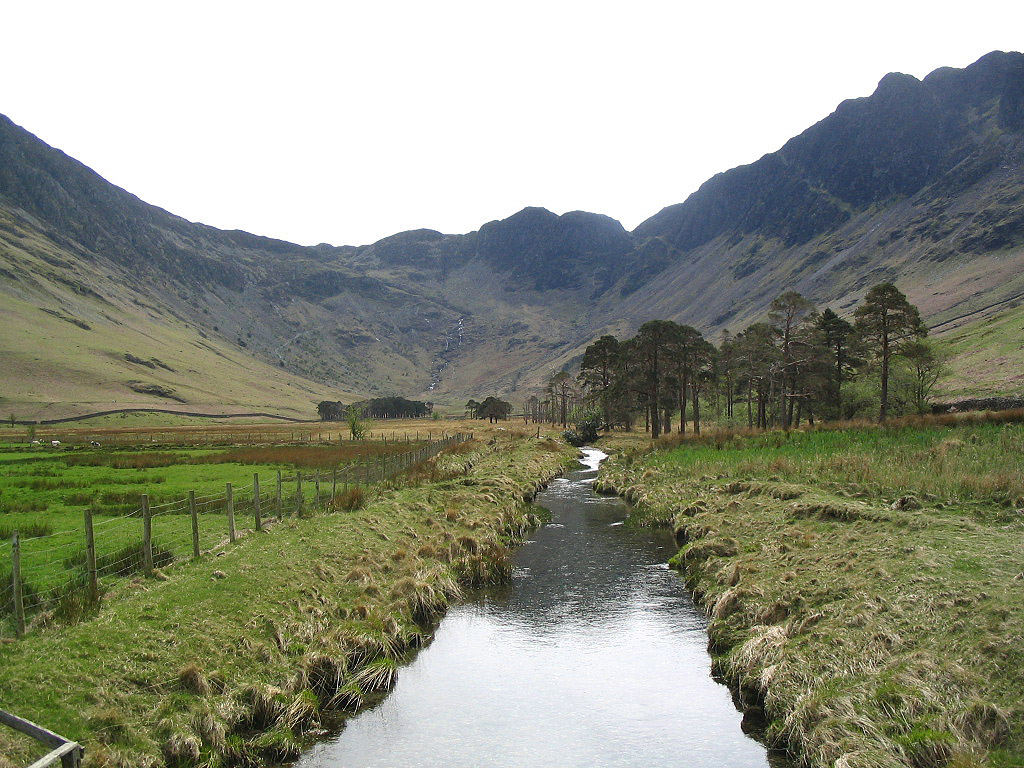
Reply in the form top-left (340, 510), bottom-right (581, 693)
top-left (294, 448), bottom-right (781, 767)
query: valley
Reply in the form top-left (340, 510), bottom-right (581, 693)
top-left (5, 25), bottom-right (1024, 768)
top-left (2, 52), bottom-right (1024, 416)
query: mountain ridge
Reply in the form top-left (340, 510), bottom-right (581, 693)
top-left (2, 51), bottom-right (1023, 418)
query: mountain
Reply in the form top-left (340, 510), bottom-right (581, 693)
top-left (2, 51), bottom-right (1024, 420)
top-left (628, 50), bottom-right (1024, 331)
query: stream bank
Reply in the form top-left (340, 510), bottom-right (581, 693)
top-left (596, 425), bottom-right (1024, 768)
top-left (295, 448), bottom-right (777, 767)
top-left (0, 434), bottom-right (576, 768)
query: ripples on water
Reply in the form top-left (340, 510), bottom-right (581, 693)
top-left (295, 449), bottom-right (775, 768)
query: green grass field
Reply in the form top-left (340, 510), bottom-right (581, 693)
top-left (934, 301), bottom-right (1024, 399)
top-left (598, 416), bottom-right (1024, 768)
top-left (647, 420), bottom-right (1023, 507)
top-left (0, 438), bottom-right (445, 634)
top-left (0, 432), bottom-right (574, 768)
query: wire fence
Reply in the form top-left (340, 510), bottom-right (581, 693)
top-left (16, 427), bottom-right (456, 449)
top-left (0, 433), bottom-right (471, 640)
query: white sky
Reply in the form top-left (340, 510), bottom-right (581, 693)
top-left (2, 1), bottom-right (1022, 247)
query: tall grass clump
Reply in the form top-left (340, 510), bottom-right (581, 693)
top-left (0, 522), bottom-right (52, 539)
top-left (331, 486), bottom-right (365, 511)
top-left (64, 451), bottom-right (185, 469)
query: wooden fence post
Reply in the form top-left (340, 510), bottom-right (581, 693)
top-left (296, 472), bottom-right (304, 515)
top-left (332, 469), bottom-right (337, 501)
top-left (84, 509), bottom-right (98, 605)
top-left (142, 495), bottom-right (153, 576)
top-left (276, 470), bottom-right (283, 520)
top-left (12, 531), bottom-right (25, 638)
top-left (314, 472), bottom-right (321, 509)
top-left (189, 490), bottom-right (200, 559)
top-left (226, 483), bottom-right (236, 544)
top-left (253, 473), bottom-right (262, 531)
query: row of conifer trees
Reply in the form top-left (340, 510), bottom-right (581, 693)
top-left (572, 283), bottom-right (939, 437)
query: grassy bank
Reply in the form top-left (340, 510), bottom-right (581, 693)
top-left (0, 432), bottom-right (576, 767)
top-left (597, 417), bottom-right (1024, 768)
top-left (935, 301), bottom-right (1024, 400)
top-left (0, 437), bottom-right (444, 618)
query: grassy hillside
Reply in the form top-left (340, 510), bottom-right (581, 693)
top-left (0, 210), bottom-right (357, 422)
top-left (933, 301), bottom-right (1024, 399)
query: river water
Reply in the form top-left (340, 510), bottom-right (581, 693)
top-left (295, 448), bottom-right (778, 767)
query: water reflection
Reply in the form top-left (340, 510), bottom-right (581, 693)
top-left (295, 449), bottom-right (774, 768)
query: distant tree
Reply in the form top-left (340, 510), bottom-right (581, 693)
top-left (629, 320), bottom-right (680, 438)
top-left (477, 396), bottom-right (513, 422)
top-left (353, 396), bottom-right (431, 419)
top-left (666, 325), bottom-right (714, 434)
top-left (734, 323), bottom-right (780, 428)
top-left (547, 371), bottom-right (576, 427)
top-left (718, 329), bottom-right (736, 421)
top-left (579, 335), bottom-right (621, 430)
top-left (897, 340), bottom-right (949, 414)
top-left (853, 283), bottom-right (927, 421)
top-left (688, 336), bottom-right (717, 435)
top-left (465, 399), bottom-right (480, 419)
top-left (317, 400), bottom-right (345, 421)
top-left (768, 291), bottom-right (816, 428)
top-left (347, 404), bottom-right (366, 440)
top-left (816, 308), bottom-right (859, 420)
top-left (524, 395), bottom-right (541, 424)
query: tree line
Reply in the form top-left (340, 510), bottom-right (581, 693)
top-left (566, 283), bottom-right (941, 437)
top-left (318, 396), bottom-right (433, 421)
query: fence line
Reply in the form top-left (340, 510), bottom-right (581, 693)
top-left (14, 428), bottom-right (462, 449)
top-left (0, 708), bottom-right (83, 767)
top-left (1, 433), bottom-right (471, 640)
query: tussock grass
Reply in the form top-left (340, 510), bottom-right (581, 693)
top-left (65, 452), bottom-right (184, 469)
top-left (0, 521), bottom-right (52, 538)
top-left (197, 442), bottom-right (416, 469)
top-left (177, 664), bottom-right (211, 696)
top-left (331, 486), bottom-right (365, 511)
top-left (352, 657), bottom-right (398, 693)
top-left (602, 421), bottom-right (1024, 767)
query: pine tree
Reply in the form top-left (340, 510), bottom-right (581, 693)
top-left (853, 283), bottom-right (927, 421)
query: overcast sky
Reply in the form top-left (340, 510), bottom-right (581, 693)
top-left (2, 1), bottom-right (1021, 247)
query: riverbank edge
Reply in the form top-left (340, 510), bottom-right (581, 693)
top-left (594, 444), bottom-right (1020, 768)
top-left (0, 434), bottom-right (579, 768)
